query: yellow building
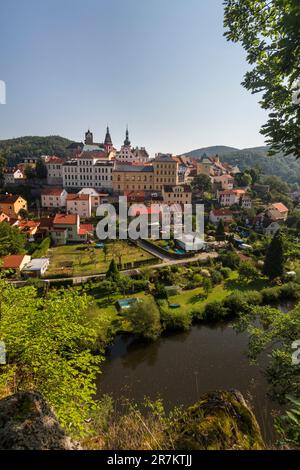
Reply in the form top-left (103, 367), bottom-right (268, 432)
top-left (162, 184), bottom-right (192, 205)
top-left (112, 164), bottom-right (154, 192)
top-left (0, 194), bottom-right (27, 218)
top-left (152, 154), bottom-right (178, 190)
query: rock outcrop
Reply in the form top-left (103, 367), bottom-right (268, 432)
top-left (171, 390), bottom-right (264, 450)
top-left (0, 391), bottom-right (79, 450)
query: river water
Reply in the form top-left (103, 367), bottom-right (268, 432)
top-left (96, 303), bottom-right (296, 444)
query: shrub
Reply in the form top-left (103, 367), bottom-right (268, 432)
top-left (279, 283), bottom-right (300, 300)
top-left (261, 286), bottom-right (281, 304)
top-left (220, 251), bottom-right (240, 269)
top-left (211, 271), bottom-right (223, 285)
top-left (32, 237), bottom-right (51, 258)
top-left (220, 267), bottom-right (231, 279)
top-left (161, 307), bottom-right (192, 332)
top-left (126, 298), bottom-right (161, 341)
top-left (203, 301), bottom-right (230, 322)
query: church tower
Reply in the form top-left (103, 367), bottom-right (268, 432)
top-left (85, 129), bottom-right (93, 145)
top-left (124, 126), bottom-right (131, 147)
top-left (104, 126), bottom-right (113, 152)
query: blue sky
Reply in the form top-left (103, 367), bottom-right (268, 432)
top-left (0, 0), bottom-right (267, 155)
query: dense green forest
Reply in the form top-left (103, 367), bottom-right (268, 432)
top-left (184, 146), bottom-right (300, 185)
top-left (0, 136), bottom-right (73, 170)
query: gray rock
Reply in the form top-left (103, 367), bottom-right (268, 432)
top-left (0, 391), bottom-right (80, 450)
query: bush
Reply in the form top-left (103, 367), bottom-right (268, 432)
top-left (32, 237), bottom-right (51, 258)
top-left (203, 301), bottom-right (230, 322)
top-left (279, 283), bottom-right (300, 300)
top-left (127, 298), bottom-right (161, 341)
top-left (211, 271), bottom-right (223, 285)
top-left (220, 267), bottom-right (231, 279)
top-left (261, 286), bottom-right (281, 303)
top-left (220, 251), bottom-right (240, 269)
top-left (161, 307), bottom-right (192, 332)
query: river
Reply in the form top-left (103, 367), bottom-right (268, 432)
top-left (96, 302), bottom-right (296, 444)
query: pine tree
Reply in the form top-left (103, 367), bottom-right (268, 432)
top-left (106, 259), bottom-right (119, 282)
top-left (263, 230), bottom-right (284, 280)
top-left (216, 219), bottom-right (225, 241)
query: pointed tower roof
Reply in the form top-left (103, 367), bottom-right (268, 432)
top-left (104, 126), bottom-right (112, 145)
top-left (124, 126), bottom-right (131, 146)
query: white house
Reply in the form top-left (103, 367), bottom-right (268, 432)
top-left (66, 193), bottom-right (92, 218)
top-left (219, 189), bottom-right (246, 207)
top-left (41, 188), bottom-right (68, 209)
top-left (209, 209), bottom-right (234, 225)
top-left (45, 156), bottom-right (64, 185)
top-left (77, 188), bottom-right (108, 209)
top-left (63, 155), bottom-right (114, 191)
top-left (22, 258), bottom-right (50, 277)
top-left (3, 168), bottom-right (25, 186)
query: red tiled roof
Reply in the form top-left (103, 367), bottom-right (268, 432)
top-left (67, 194), bottom-right (90, 201)
top-left (2, 255), bottom-right (27, 269)
top-left (41, 188), bottom-right (65, 196)
top-left (45, 156), bottom-right (64, 164)
top-left (78, 224), bottom-right (94, 235)
top-left (53, 214), bottom-right (78, 225)
top-left (271, 202), bottom-right (288, 212)
top-left (211, 209), bottom-right (233, 216)
top-left (220, 189), bottom-right (246, 195)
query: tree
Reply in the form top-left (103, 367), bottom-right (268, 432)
top-left (106, 259), bottom-right (119, 282)
top-left (0, 222), bottom-right (26, 256)
top-left (224, 0), bottom-right (300, 158)
top-left (216, 219), bottom-right (225, 241)
top-left (0, 280), bottom-right (103, 436)
top-left (263, 229), bottom-right (285, 280)
top-left (126, 298), bottom-right (161, 341)
top-left (238, 261), bottom-right (258, 282)
top-left (202, 277), bottom-right (213, 296)
top-left (192, 174), bottom-right (212, 193)
top-left (35, 158), bottom-right (47, 179)
top-left (235, 172), bottom-right (252, 188)
top-left (24, 165), bottom-right (36, 179)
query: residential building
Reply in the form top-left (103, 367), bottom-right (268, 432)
top-left (3, 168), bottom-right (25, 186)
top-left (113, 164), bottom-right (154, 193)
top-left (266, 202), bottom-right (289, 221)
top-left (66, 193), bottom-right (92, 218)
top-left (152, 154), bottom-right (179, 190)
top-left (0, 194), bottom-right (27, 218)
top-left (218, 189), bottom-right (246, 207)
top-left (22, 258), bottom-right (50, 277)
top-left (241, 194), bottom-right (252, 209)
top-left (45, 156), bottom-right (64, 185)
top-left (162, 185), bottom-right (192, 205)
top-left (17, 220), bottom-right (40, 240)
top-left (212, 174), bottom-right (234, 190)
top-left (1, 254), bottom-right (31, 273)
top-left (0, 212), bottom-right (10, 223)
top-left (78, 188), bottom-right (109, 209)
top-left (51, 214), bottom-right (93, 245)
top-left (41, 188), bottom-right (68, 209)
top-left (209, 209), bottom-right (234, 225)
top-left (63, 155), bottom-right (114, 190)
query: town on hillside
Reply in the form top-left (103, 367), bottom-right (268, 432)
top-left (0, 126), bottom-right (299, 279)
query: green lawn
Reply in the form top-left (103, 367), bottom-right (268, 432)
top-left (161, 271), bottom-right (268, 316)
top-left (46, 241), bottom-right (155, 277)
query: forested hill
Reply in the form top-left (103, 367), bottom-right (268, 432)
top-left (183, 145), bottom-right (300, 185)
top-left (0, 136), bottom-right (73, 167)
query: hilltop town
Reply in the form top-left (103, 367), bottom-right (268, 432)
top-left (0, 126), bottom-right (299, 279)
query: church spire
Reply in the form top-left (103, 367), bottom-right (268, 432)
top-left (104, 125), bottom-right (112, 145)
top-left (124, 126), bottom-right (131, 146)
top-left (104, 125), bottom-right (113, 151)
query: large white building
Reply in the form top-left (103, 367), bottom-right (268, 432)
top-left (45, 156), bottom-right (64, 185)
top-left (62, 154), bottom-right (114, 191)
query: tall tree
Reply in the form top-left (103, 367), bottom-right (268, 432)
top-left (0, 222), bottom-right (26, 256)
top-left (224, 0), bottom-right (300, 158)
top-left (263, 229), bottom-right (285, 279)
top-left (216, 219), bottom-right (225, 241)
